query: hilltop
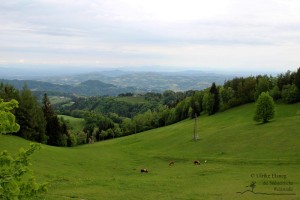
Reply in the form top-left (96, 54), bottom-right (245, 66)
top-left (1, 103), bottom-right (299, 199)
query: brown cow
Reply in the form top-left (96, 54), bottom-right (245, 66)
top-left (194, 160), bottom-right (200, 165)
top-left (141, 168), bottom-right (148, 173)
top-left (169, 161), bottom-right (175, 166)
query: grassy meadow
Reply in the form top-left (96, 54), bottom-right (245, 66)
top-left (49, 96), bottom-right (72, 105)
top-left (115, 96), bottom-right (148, 104)
top-left (1, 103), bottom-right (300, 199)
top-left (58, 115), bottom-right (85, 132)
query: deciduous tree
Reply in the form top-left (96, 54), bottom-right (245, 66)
top-left (0, 99), bottom-right (46, 199)
top-left (0, 143), bottom-right (47, 199)
top-left (0, 99), bottom-right (20, 134)
top-left (253, 92), bottom-right (275, 123)
top-left (254, 77), bottom-right (270, 100)
top-left (281, 84), bottom-right (300, 103)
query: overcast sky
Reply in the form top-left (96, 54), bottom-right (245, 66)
top-left (1, 0), bottom-right (300, 72)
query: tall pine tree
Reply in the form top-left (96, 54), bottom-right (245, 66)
top-left (43, 94), bottom-right (60, 146)
top-left (42, 93), bottom-right (54, 121)
top-left (42, 93), bottom-right (69, 146)
top-left (15, 85), bottom-right (47, 143)
top-left (209, 82), bottom-right (220, 115)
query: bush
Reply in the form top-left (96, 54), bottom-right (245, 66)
top-left (0, 143), bottom-right (47, 199)
top-left (67, 132), bottom-right (77, 147)
top-left (76, 131), bottom-right (87, 145)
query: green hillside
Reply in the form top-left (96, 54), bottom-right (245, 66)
top-left (58, 115), bottom-right (85, 132)
top-left (116, 96), bottom-right (148, 104)
top-left (1, 103), bottom-right (300, 199)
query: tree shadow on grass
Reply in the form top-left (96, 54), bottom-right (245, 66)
top-left (254, 119), bottom-right (276, 126)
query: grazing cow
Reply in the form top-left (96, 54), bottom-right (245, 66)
top-left (194, 160), bottom-right (201, 165)
top-left (141, 168), bottom-right (148, 173)
top-left (169, 161), bottom-right (175, 166)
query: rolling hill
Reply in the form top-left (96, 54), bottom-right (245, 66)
top-left (0, 79), bottom-right (139, 97)
top-left (40, 70), bottom-right (234, 92)
top-left (1, 103), bottom-right (299, 199)
top-left (1, 69), bottom-right (235, 93)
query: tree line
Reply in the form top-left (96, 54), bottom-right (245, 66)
top-left (102, 68), bottom-right (300, 140)
top-left (0, 99), bottom-right (47, 199)
top-left (58, 90), bottom-right (194, 142)
top-left (71, 67), bottom-right (300, 142)
top-left (0, 84), bottom-right (76, 146)
top-left (1, 67), bottom-right (299, 145)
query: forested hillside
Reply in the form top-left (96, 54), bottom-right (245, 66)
top-left (1, 67), bottom-right (300, 146)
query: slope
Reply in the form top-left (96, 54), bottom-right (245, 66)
top-left (0, 103), bottom-right (299, 200)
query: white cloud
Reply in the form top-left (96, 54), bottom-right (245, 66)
top-left (18, 59), bottom-right (25, 63)
top-left (0, 0), bottom-right (300, 72)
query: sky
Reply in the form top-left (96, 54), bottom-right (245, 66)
top-left (1, 0), bottom-right (300, 73)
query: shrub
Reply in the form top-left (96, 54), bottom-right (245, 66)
top-left (0, 143), bottom-right (47, 199)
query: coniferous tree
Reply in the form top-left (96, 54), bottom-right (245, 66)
top-left (42, 93), bottom-right (68, 146)
top-left (209, 82), bottom-right (220, 115)
top-left (15, 85), bottom-right (47, 143)
top-left (42, 93), bottom-right (54, 121)
top-left (46, 116), bottom-right (61, 146)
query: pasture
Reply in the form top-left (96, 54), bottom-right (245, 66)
top-left (1, 103), bottom-right (300, 199)
top-left (115, 96), bottom-right (148, 104)
top-left (58, 115), bottom-right (85, 132)
top-left (49, 96), bottom-right (72, 105)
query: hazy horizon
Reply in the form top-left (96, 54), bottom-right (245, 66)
top-left (0, 63), bottom-right (286, 79)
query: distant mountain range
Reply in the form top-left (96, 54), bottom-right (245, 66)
top-left (0, 79), bottom-right (139, 97)
top-left (33, 70), bottom-right (234, 92)
top-left (0, 69), bottom-right (235, 96)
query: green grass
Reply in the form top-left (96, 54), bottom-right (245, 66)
top-left (49, 96), bottom-right (71, 105)
top-left (1, 103), bottom-right (300, 199)
top-left (115, 96), bottom-right (148, 104)
top-left (58, 115), bottom-right (85, 132)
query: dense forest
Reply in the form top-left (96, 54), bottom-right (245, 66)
top-left (1, 67), bottom-right (299, 146)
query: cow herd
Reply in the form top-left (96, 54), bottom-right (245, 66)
top-left (141, 160), bottom-right (206, 173)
